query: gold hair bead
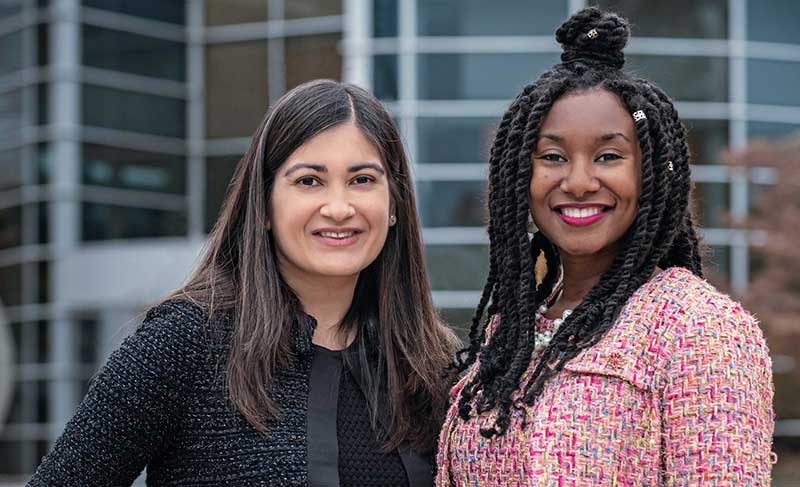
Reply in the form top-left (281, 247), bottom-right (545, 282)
top-left (587, 28), bottom-right (599, 39)
top-left (632, 110), bottom-right (646, 122)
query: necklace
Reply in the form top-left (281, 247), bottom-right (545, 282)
top-left (533, 289), bottom-right (573, 352)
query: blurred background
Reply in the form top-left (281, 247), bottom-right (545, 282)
top-left (0, 0), bottom-right (798, 484)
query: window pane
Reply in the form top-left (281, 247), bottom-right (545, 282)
top-left (438, 308), bottom-right (475, 339)
top-left (285, 0), bottom-right (341, 19)
top-left (82, 25), bottom-right (185, 81)
top-left (0, 90), bottom-right (22, 136)
top-left (418, 53), bottom-right (559, 100)
top-left (416, 181), bottom-right (486, 227)
top-left (418, 0), bottom-right (567, 36)
top-left (692, 182), bottom-right (729, 228)
top-left (37, 23), bottom-right (48, 66)
top-left (373, 0), bottom-right (397, 38)
top-left (0, 264), bottom-right (21, 306)
top-left (626, 55), bottom-right (728, 103)
top-left (0, 148), bottom-right (21, 190)
top-left (705, 244), bottom-right (729, 286)
top-left (205, 156), bottom-right (240, 232)
top-left (748, 122), bottom-right (800, 140)
top-left (0, 31), bottom-right (22, 76)
top-left (82, 144), bottom-right (186, 194)
top-left (684, 119), bottom-right (728, 165)
top-left (285, 34), bottom-right (342, 91)
top-left (747, 0), bottom-right (800, 44)
top-left (82, 0), bottom-right (185, 24)
top-left (749, 60), bottom-right (800, 107)
top-left (82, 203), bottom-right (187, 240)
top-left (205, 41), bottom-right (268, 138)
top-left (373, 54), bottom-right (397, 101)
top-left (0, 1), bottom-right (21, 18)
top-left (418, 117), bottom-right (497, 163)
top-left (0, 206), bottom-right (22, 250)
top-left (205, 0), bottom-right (267, 26)
top-left (426, 244), bottom-right (488, 290)
top-left (82, 85), bottom-right (185, 138)
top-left (595, 0), bottom-right (727, 38)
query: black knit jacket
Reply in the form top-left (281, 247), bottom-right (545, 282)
top-left (27, 300), bottom-right (432, 486)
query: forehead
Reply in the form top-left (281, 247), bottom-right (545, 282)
top-left (538, 89), bottom-right (635, 139)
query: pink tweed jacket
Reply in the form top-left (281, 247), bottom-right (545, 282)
top-left (437, 267), bottom-right (774, 486)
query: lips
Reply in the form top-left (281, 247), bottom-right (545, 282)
top-left (553, 204), bottom-right (612, 227)
top-left (312, 228), bottom-right (363, 247)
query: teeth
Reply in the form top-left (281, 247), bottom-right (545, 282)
top-left (319, 231), bottom-right (355, 238)
top-left (562, 207), bottom-right (602, 218)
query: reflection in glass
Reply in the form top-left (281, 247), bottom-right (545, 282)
top-left (82, 202), bottom-right (187, 240)
top-left (82, 85), bottom-right (185, 138)
top-left (82, 145), bottom-right (186, 194)
top-left (595, 0), bottom-right (726, 38)
top-left (747, 0), bottom-right (800, 44)
top-left (747, 122), bottom-right (800, 140)
top-left (626, 55), bottom-right (727, 103)
top-left (416, 181), bottom-right (487, 227)
top-left (748, 60), bottom-right (800, 106)
top-left (418, 117), bottom-right (497, 163)
top-left (205, 0), bottom-right (267, 26)
top-left (205, 41), bottom-right (268, 138)
top-left (285, 34), bottom-right (342, 91)
top-left (0, 206), bottom-right (21, 250)
top-left (692, 181), bottom-right (729, 228)
top-left (0, 264), bottom-right (21, 306)
top-left (373, 0), bottom-right (397, 38)
top-left (285, 0), bottom-right (341, 19)
top-left (418, 0), bottom-right (566, 36)
top-left (373, 55), bottom-right (397, 101)
top-left (0, 31), bottom-right (21, 76)
top-left (82, 0), bottom-right (185, 24)
top-left (82, 26), bottom-right (185, 81)
top-left (684, 119), bottom-right (728, 165)
top-left (0, 149), bottom-right (21, 190)
top-left (205, 156), bottom-right (240, 232)
top-left (0, 90), bottom-right (22, 136)
top-left (425, 244), bottom-right (488, 290)
top-left (418, 53), bottom-right (559, 100)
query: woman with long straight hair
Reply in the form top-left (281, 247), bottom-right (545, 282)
top-left (29, 79), bottom-right (458, 486)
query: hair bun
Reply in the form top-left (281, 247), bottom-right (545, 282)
top-left (555, 7), bottom-right (630, 70)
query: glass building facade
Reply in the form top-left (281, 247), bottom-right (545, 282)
top-left (0, 0), bottom-right (798, 483)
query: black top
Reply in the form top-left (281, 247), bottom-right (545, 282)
top-left (27, 300), bottom-right (433, 486)
top-left (308, 345), bottom-right (408, 487)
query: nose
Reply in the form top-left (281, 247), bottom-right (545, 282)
top-left (559, 159), bottom-right (600, 199)
top-left (319, 189), bottom-right (356, 221)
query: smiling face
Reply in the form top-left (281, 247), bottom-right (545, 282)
top-left (268, 121), bottom-right (393, 288)
top-left (530, 88), bottom-right (642, 259)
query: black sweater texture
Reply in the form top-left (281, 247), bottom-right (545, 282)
top-left (26, 300), bottom-right (426, 486)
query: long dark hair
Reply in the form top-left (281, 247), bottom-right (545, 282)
top-left (454, 8), bottom-right (703, 438)
top-left (171, 79), bottom-right (457, 451)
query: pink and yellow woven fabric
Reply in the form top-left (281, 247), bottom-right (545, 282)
top-left (437, 267), bottom-right (774, 486)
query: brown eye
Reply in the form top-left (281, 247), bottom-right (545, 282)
top-left (353, 175), bottom-right (374, 185)
top-left (297, 176), bottom-right (320, 187)
top-left (596, 153), bottom-right (622, 163)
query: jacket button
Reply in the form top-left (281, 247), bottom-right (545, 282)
top-left (607, 352), bottom-right (624, 370)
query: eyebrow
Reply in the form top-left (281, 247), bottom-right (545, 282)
top-left (283, 161), bottom-right (385, 177)
top-left (599, 132), bottom-right (631, 143)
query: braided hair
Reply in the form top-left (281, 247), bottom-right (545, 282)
top-left (454, 7), bottom-right (704, 438)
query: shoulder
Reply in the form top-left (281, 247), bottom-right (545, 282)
top-left (132, 298), bottom-right (227, 357)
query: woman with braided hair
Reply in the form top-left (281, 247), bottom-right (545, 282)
top-left (436, 7), bottom-right (774, 486)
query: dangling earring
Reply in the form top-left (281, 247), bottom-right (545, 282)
top-left (527, 214), bottom-right (538, 234)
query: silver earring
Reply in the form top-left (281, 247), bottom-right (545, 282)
top-left (527, 215), bottom-right (538, 234)
top-left (389, 214), bottom-right (397, 225)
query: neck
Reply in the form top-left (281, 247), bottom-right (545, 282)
top-left (281, 270), bottom-right (359, 350)
top-left (555, 245), bottom-right (618, 312)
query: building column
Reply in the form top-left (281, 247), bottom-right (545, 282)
top-left (47, 0), bottom-right (81, 438)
